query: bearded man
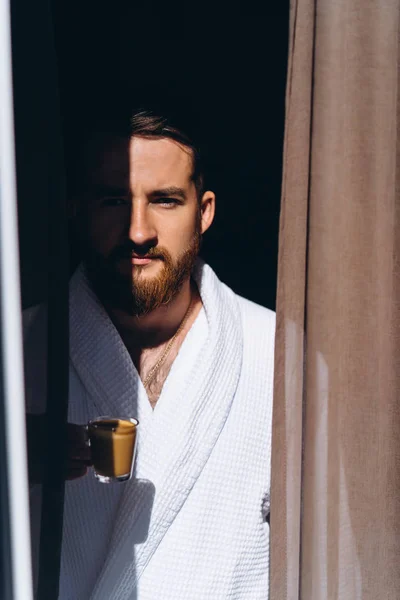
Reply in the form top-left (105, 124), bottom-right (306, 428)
top-left (24, 107), bottom-right (275, 599)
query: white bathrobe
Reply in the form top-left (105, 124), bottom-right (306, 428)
top-left (24, 260), bottom-right (275, 600)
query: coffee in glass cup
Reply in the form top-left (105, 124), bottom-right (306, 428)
top-left (87, 416), bottom-right (138, 483)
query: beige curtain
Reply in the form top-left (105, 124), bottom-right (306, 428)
top-left (270, 1), bottom-right (400, 599)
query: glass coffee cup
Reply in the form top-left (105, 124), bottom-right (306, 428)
top-left (87, 416), bottom-right (139, 483)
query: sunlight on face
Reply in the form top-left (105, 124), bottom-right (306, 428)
top-left (83, 136), bottom-right (205, 314)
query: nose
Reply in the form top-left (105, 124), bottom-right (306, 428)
top-left (128, 201), bottom-right (157, 248)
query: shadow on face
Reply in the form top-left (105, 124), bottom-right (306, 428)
top-left (71, 134), bottom-right (215, 316)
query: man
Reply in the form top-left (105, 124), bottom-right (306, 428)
top-left (24, 106), bottom-right (275, 599)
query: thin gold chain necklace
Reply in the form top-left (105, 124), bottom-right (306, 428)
top-left (143, 296), bottom-right (194, 390)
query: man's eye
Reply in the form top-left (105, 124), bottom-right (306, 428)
top-left (100, 197), bottom-right (129, 207)
top-left (152, 198), bottom-right (179, 207)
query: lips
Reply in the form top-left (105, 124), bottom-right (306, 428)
top-left (131, 255), bottom-right (162, 265)
top-left (131, 256), bottom-right (151, 264)
top-left (114, 250), bottom-right (164, 265)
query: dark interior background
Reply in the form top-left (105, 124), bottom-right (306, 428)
top-left (13, 0), bottom-right (288, 311)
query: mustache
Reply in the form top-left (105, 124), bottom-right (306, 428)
top-left (109, 243), bottom-right (168, 262)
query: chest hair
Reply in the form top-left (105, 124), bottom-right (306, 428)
top-left (134, 299), bottom-right (202, 409)
top-left (141, 344), bottom-right (181, 409)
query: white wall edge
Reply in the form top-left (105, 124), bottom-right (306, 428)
top-left (0, 0), bottom-right (34, 598)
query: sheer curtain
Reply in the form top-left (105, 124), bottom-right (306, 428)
top-left (270, 1), bottom-right (400, 599)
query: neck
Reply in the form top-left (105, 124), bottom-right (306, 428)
top-left (108, 277), bottom-right (196, 351)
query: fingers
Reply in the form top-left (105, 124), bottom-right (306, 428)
top-left (68, 448), bottom-right (92, 463)
top-left (26, 419), bottom-right (92, 483)
top-left (67, 423), bottom-right (92, 465)
top-left (66, 423), bottom-right (92, 480)
top-left (66, 422), bottom-right (87, 445)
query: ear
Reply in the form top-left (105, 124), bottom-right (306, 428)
top-left (200, 190), bottom-right (216, 234)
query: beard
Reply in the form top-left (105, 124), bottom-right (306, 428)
top-left (84, 229), bottom-right (201, 317)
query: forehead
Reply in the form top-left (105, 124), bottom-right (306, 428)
top-left (87, 135), bottom-right (194, 189)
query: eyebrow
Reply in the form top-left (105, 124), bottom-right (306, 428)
top-left (91, 184), bottom-right (187, 201)
top-left (149, 187), bottom-right (187, 201)
top-left (92, 184), bottom-right (129, 196)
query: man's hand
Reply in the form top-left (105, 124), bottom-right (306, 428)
top-left (26, 414), bottom-right (92, 485)
top-left (65, 422), bottom-right (92, 481)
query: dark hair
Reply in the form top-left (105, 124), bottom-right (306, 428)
top-left (67, 100), bottom-right (206, 203)
top-left (128, 109), bottom-right (204, 198)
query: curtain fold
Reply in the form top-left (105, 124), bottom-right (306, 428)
top-left (271, 1), bottom-right (400, 598)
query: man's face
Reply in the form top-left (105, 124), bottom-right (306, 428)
top-left (80, 135), bottom-right (214, 316)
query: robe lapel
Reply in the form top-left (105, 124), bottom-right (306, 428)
top-left (90, 261), bottom-right (243, 600)
top-left (69, 266), bottom-right (152, 428)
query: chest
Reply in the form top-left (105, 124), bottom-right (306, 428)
top-left (137, 343), bottom-right (182, 408)
top-left (142, 355), bottom-right (176, 408)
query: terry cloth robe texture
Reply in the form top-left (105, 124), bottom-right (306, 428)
top-left (24, 260), bottom-right (275, 600)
